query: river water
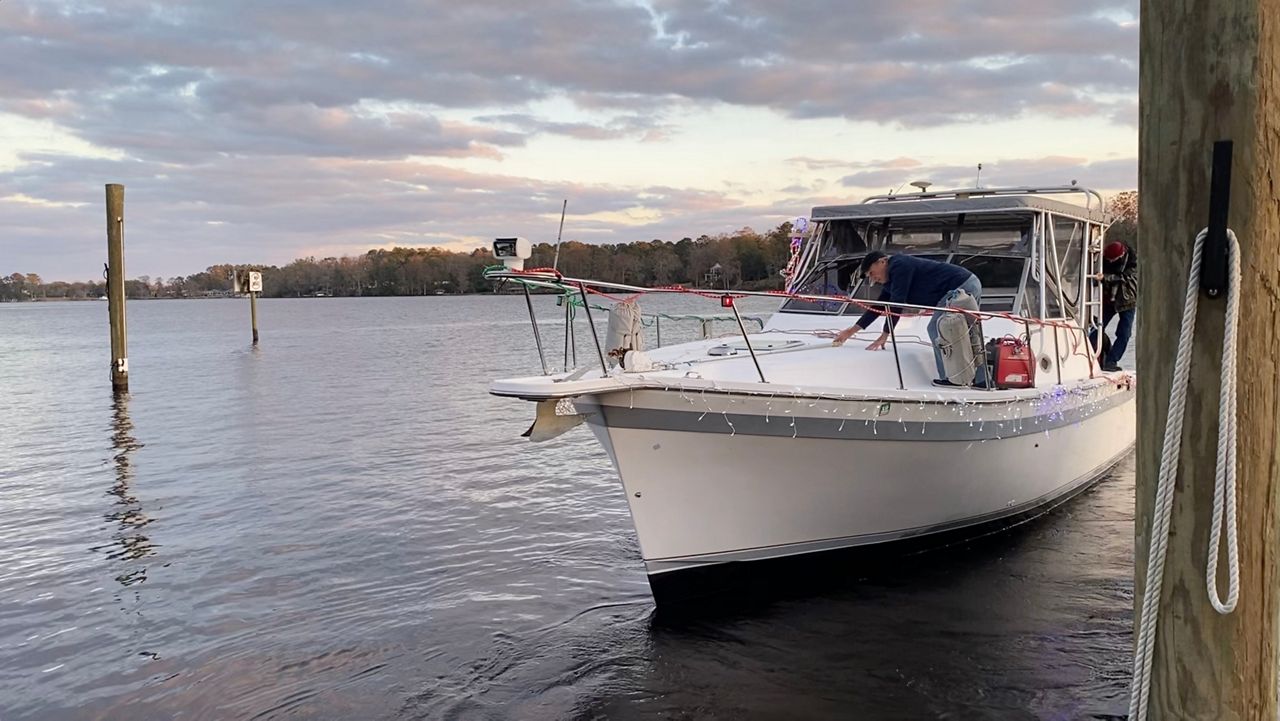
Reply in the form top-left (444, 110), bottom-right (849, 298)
top-left (0, 296), bottom-right (1134, 720)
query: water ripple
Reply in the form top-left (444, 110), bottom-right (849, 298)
top-left (1, 297), bottom-right (1135, 720)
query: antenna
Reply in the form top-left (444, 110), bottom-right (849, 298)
top-left (909, 180), bottom-right (932, 194)
top-left (975, 163), bottom-right (983, 187)
top-left (551, 199), bottom-right (567, 271)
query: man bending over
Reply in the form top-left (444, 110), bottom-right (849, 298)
top-left (832, 251), bottom-right (984, 387)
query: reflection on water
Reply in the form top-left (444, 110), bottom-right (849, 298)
top-left (92, 394), bottom-right (154, 586)
top-left (636, 508), bottom-right (1135, 720)
top-left (0, 296), bottom-right (1135, 720)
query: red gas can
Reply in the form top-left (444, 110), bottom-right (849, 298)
top-left (987, 337), bottom-right (1036, 389)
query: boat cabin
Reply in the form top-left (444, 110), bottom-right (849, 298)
top-left (780, 188), bottom-right (1111, 330)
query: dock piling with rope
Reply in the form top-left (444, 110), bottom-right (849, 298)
top-left (1135, 0), bottom-right (1278, 716)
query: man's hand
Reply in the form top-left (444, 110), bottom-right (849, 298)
top-left (866, 332), bottom-right (890, 351)
top-left (832, 326), bottom-right (858, 346)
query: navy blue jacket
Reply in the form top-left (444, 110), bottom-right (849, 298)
top-left (855, 254), bottom-right (976, 330)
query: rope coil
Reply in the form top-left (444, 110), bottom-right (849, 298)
top-left (1128, 227), bottom-right (1241, 721)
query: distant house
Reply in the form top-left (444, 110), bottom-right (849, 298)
top-left (703, 262), bottom-right (724, 288)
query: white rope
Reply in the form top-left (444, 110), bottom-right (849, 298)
top-left (1206, 229), bottom-right (1241, 616)
top-left (1129, 228), bottom-right (1241, 721)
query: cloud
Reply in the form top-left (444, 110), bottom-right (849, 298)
top-left (0, 150), bottom-right (780, 278)
top-left (4, 0), bottom-right (1137, 133)
top-left (1, 150), bottom-right (1136, 279)
top-left (0, 0), bottom-right (1139, 277)
top-left (473, 113), bottom-right (670, 141)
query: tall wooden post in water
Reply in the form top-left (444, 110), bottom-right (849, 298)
top-left (250, 290), bottom-right (259, 345)
top-left (105, 184), bottom-right (129, 393)
top-left (1137, 0), bottom-right (1278, 717)
top-left (247, 269), bottom-right (261, 345)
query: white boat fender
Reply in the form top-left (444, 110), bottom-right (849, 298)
top-left (937, 314), bottom-right (976, 385)
top-left (936, 289), bottom-right (982, 385)
top-left (605, 300), bottom-right (645, 367)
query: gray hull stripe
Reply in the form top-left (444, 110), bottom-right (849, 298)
top-left (596, 390), bottom-right (1131, 442)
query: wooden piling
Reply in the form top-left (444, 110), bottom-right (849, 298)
top-left (250, 289), bottom-right (259, 345)
top-left (105, 184), bottom-right (128, 393)
top-left (1137, 0), bottom-right (1278, 716)
top-left (246, 269), bottom-right (261, 345)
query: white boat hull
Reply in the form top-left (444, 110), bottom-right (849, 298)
top-left (576, 384), bottom-right (1135, 578)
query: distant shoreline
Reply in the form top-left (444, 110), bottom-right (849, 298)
top-left (0, 292), bottom-right (526, 303)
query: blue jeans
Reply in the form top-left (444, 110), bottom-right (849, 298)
top-left (926, 275), bottom-right (985, 383)
top-left (1102, 307), bottom-right (1135, 366)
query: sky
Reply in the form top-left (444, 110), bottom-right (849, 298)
top-left (1, 0), bottom-right (1138, 281)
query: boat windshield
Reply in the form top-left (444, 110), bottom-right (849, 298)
top-left (951, 254), bottom-right (1026, 313)
top-left (824, 253), bottom-right (1025, 315)
top-left (781, 256), bottom-right (861, 313)
top-left (884, 216), bottom-right (1032, 256)
top-left (779, 213), bottom-right (1038, 315)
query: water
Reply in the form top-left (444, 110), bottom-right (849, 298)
top-left (0, 296), bottom-right (1134, 720)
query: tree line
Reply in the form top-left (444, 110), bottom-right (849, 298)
top-left (2, 224), bottom-right (798, 300)
top-left (2, 192), bottom-right (1137, 302)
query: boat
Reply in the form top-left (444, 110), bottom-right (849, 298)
top-left (485, 186), bottom-right (1137, 603)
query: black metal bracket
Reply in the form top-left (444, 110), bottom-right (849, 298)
top-left (1202, 140), bottom-right (1232, 298)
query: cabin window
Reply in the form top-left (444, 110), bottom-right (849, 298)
top-left (827, 221), bottom-right (869, 255)
top-left (956, 225), bottom-right (1032, 254)
top-left (1052, 218), bottom-right (1084, 316)
top-left (780, 257), bottom-right (859, 313)
top-left (876, 217), bottom-right (955, 254)
top-left (953, 254), bottom-right (1025, 314)
top-left (1024, 264), bottom-right (1065, 319)
top-left (837, 267), bottom-right (892, 315)
top-left (885, 230), bottom-right (949, 254)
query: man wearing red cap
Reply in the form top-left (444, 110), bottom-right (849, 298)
top-left (1098, 241), bottom-right (1137, 371)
